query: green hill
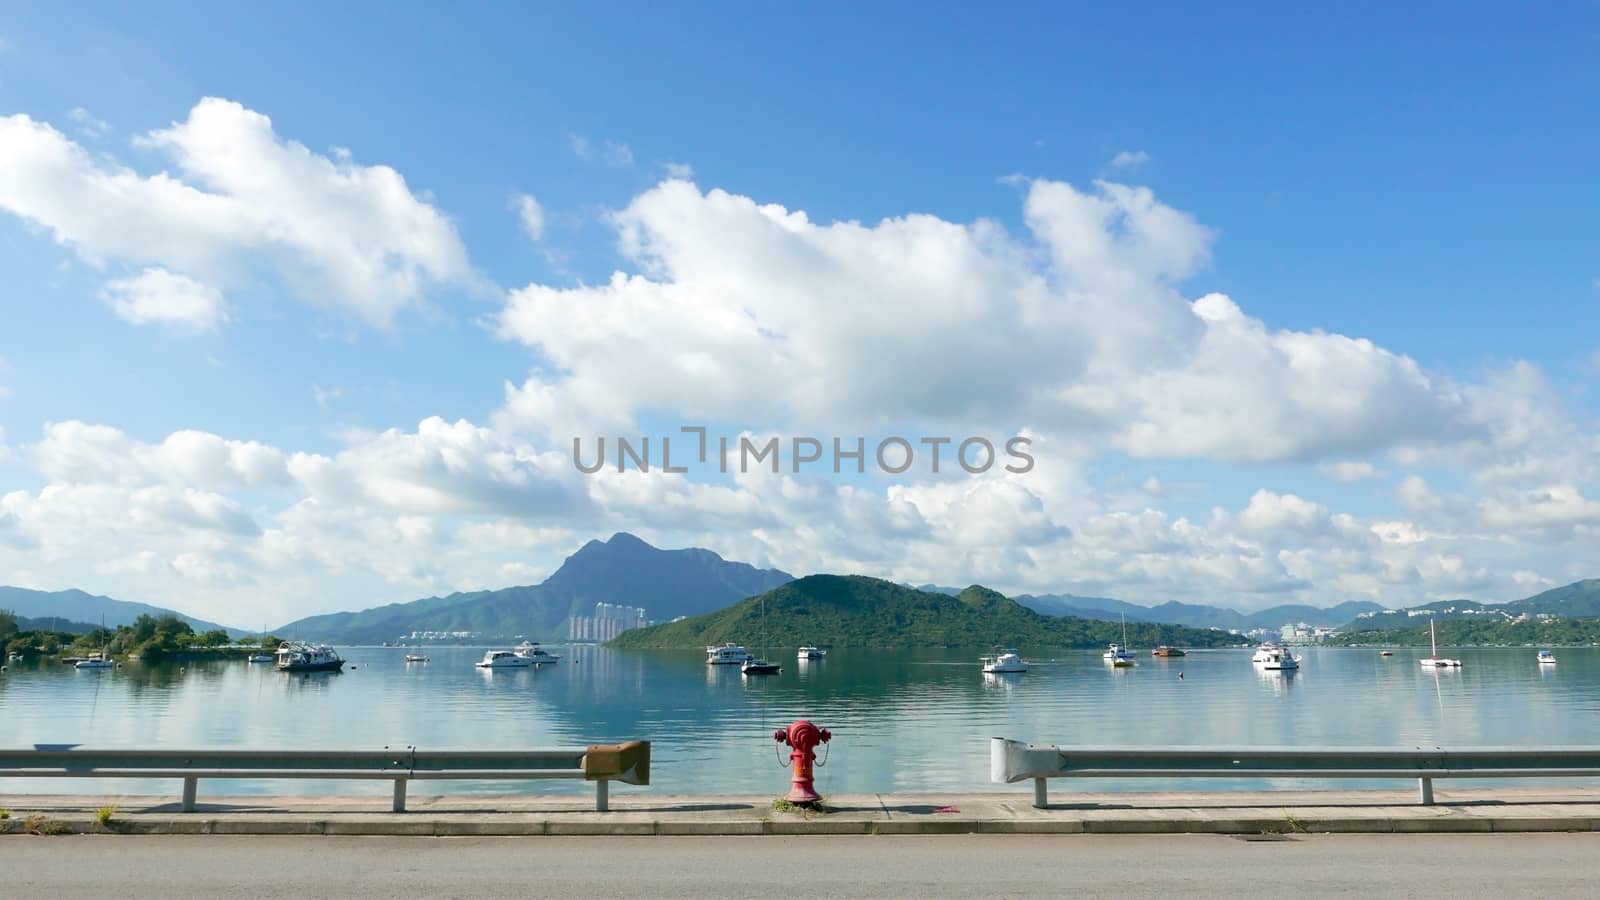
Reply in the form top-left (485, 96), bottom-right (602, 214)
top-left (607, 576), bottom-right (1241, 650)
top-left (1338, 615), bottom-right (1600, 647)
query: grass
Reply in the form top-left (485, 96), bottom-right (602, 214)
top-left (771, 797), bottom-right (831, 818)
top-left (0, 808), bottom-right (9, 819)
top-left (1281, 811), bottom-right (1307, 834)
top-left (22, 813), bottom-right (66, 835)
top-left (96, 805), bottom-right (116, 827)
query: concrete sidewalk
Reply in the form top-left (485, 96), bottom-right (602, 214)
top-left (6, 787), bottom-right (1600, 836)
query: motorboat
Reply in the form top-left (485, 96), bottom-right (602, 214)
top-left (707, 643), bottom-right (753, 665)
top-left (1252, 644), bottom-right (1299, 670)
top-left (1379, 650), bottom-right (1394, 657)
top-left (1419, 621), bottom-right (1462, 668)
top-left (981, 649), bottom-right (1028, 673)
top-left (275, 641), bottom-right (344, 672)
top-left (741, 658), bottom-right (781, 675)
top-left (797, 645), bottom-right (826, 659)
top-left (476, 649), bottom-right (532, 668)
top-left (404, 653), bottom-right (429, 663)
top-left (1537, 649), bottom-right (1556, 665)
top-left (247, 653), bottom-right (275, 663)
top-left (1151, 646), bottom-right (1186, 658)
top-left (514, 641), bottom-right (562, 664)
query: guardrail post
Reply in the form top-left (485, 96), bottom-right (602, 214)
top-left (1034, 777), bottom-right (1048, 809)
top-left (182, 776), bottom-right (198, 812)
top-left (1418, 777), bottom-right (1434, 805)
top-left (393, 778), bottom-right (408, 813)
top-left (595, 778), bottom-right (609, 812)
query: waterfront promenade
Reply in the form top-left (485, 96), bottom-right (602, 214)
top-left (6, 787), bottom-right (1600, 835)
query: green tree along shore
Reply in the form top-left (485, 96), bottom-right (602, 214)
top-left (607, 576), bottom-right (1242, 650)
top-left (1338, 616), bottom-right (1600, 647)
top-left (0, 609), bottom-right (277, 662)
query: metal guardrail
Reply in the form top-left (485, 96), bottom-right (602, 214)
top-left (991, 738), bottom-right (1600, 808)
top-left (0, 742), bottom-right (650, 812)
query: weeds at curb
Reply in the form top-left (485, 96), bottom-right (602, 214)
top-left (96, 805), bottom-right (116, 828)
top-left (771, 798), bottom-right (831, 818)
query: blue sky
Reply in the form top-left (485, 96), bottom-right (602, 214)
top-left (0, 3), bottom-right (1596, 624)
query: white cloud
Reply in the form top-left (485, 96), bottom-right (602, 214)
top-left (568, 133), bottom-right (633, 167)
top-left (0, 98), bottom-right (473, 327)
top-left (511, 192), bottom-right (544, 241)
top-left (66, 107), bottom-right (110, 138)
top-left (1318, 461), bottom-right (1386, 482)
top-left (100, 267), bottom-right (226, 332)
top-left (664, 162), bottom-right (694, 180)
top-left (1109, 149), bottom-right (1150, 168)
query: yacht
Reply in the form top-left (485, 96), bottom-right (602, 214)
top-left (404, 653), bottom-right (429, 663)
top-left (1104, 613), bottom-right (1136, 666)
top-left (981, 649), bottom-right (1028, 673)
top-left (1419, 621), bottom-right (1462, 668)
top-left (741, 657), bottom-right (782, 675)
top-left (1537, 649), bottom-right (1556, 665)
top-left (1252, 644), bottom-right (1299, 670)
top-left (514, 641), bottom-right (562, 664)
top-left (1151, 646), bottom-right (1186, 658)
top-left (476, 649), bottom-right (533, 668)
top-left (275, 642), bottom-right (344, 672)
top-left (797, 645), bottom-right (826, 659)
top-left (707, 643), bottom-right (754, 665)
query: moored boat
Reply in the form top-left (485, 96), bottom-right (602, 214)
top-left (275, 641), bottom-right (344, 672)
top-left (476, 649), bottom-right (532, 668)
top-left (981, 648), bottom-right (1028, 673)
top-left (1537, 649), bottom-right (1556, 665)
top-left (1419, 621), bottom-right (1462, 668)
top-left (1252, 644), bottom-right (1299, 670)
top-left (1151, 645), bottom-right (1186, 658)
top-left (741, 658), bottom-right (781, 675)
top-left (404, 653), bottom-right (429, 663)
top-left (707, 643), bottom-right (753, 665)
top-left (514, 641), bottom-right (561, 664)
top-left (797, 645), bottom-right (826, 659)
top-left (1104, 614), bottom-right (1136, 666)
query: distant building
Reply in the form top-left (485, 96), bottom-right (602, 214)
top-left (569, 602), bottom-right (648, 641)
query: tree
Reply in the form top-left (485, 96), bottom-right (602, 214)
top-left (201, 628), bottom-right (231, 647)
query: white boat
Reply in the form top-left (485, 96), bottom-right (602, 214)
top-left (476, 649), bottom-right (533, 668)
top-left (275, 642), bottom-right (344, 672)
top-left (247, 653), bottom-right (274, 663)
top-left (514, 641), bottom-right (562, 664)
top-left (1103, 613), bottom-right (1136, 666)
top-left (981, 648), bottom-right (1028, 673)
top-left (740, 597), bottom-right (780, 676)
top-left (75, 655), bottom-right (114, 669)
top-left (404, 654), bottom-right (429, 663)
top-left (1419, 621), bottom-right (1462, 668)
top-left (1537, 649), bottom-right (1556, 664)
top-left (707, 643), bottom-right (753, 665)
top-left (1252, 644), bottom-right (1299, 670)
top-left (797, 645), bottom-right (826, 659)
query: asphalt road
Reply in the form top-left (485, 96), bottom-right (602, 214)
top-left (4, 833), bottom-right (1598, 898)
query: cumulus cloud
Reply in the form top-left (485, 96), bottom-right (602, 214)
top-left (100, 267), bottom-right (226, 332)
top-left (0, 98), bottom-right (472, 327)
top-left (1319, 460), bottom-right (1386, 482)
top-left (1109, 149), bottom-right (1150, 168)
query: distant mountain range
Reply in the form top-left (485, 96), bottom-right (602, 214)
top-left (273, 532), bottom-right (794, 644)
top-left (0, 586), bottom-right (237, 634)
top-left (913, 584), bottom-right (1384, 630)
top-left (610, 576), bottom-right (1242, 650)
top-left (1340, 579), bottom-right (1600, 631)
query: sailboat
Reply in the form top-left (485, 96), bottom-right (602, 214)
top-left (1103, 613), bottom-right (1136, 666)
top-left (741, 595), bottom-right (781, 675)
top-left (75, 617), bottom-right (115, 669)
top-left (248, 623), bottom-right (275, 663)
top-left (1419, 619), bottom-right (1462, 668)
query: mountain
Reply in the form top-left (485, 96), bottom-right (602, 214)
top-left (0, 586), bottom-right (237, 633)
top-left (607, 576), bottom-right (1241, 650)
top-left (16, 614), bottom-right (97, 634)
top-left (1014, 593), bottom-right (1385, 630)
top-left (1338, 581), bottom-right (1600, 632)
top-left (274, 532), bottom-right (794, 644)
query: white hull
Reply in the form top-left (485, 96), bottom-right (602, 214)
top-left (1252, 645), bottom-right (1298, 670)
top-left (981, 649), bottom-right (1027, 673)
top-left (1420, 658), bottom-right (1462, 668)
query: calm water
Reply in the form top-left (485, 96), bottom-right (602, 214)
top-left (3, 645), bottom-right (1599, 798)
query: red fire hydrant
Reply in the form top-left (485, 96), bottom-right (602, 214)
top-left (774, 719), bottom-right (831, 805)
